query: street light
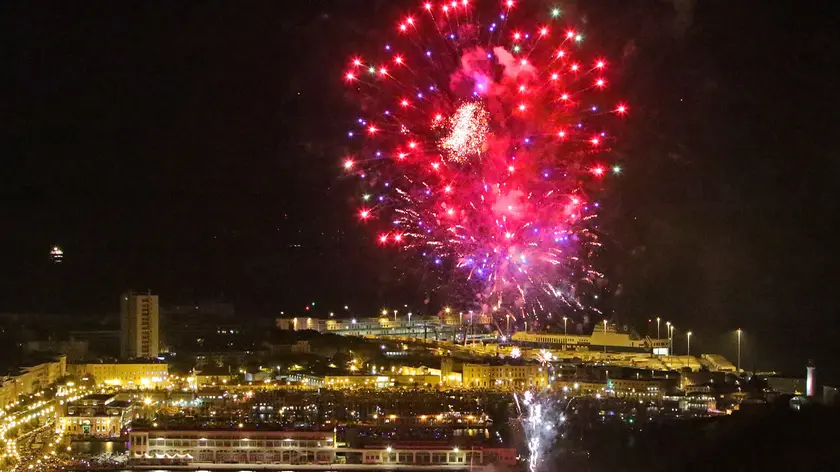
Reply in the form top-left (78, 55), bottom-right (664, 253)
top-left (668, 324), bottom-right (674, 354)
top-left (686, 331), bottom-right (692, 357)
top-left (736, 328), bottom-right (742, 372)
top-left (603, 319), bottom-right (608, 353)
top-left (562, 316), bottom-right (568, 350)
top-left (656, 317), bottom-right (661, 339)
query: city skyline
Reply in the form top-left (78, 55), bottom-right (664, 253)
top-left (2, 2), bottom-right (838, 382)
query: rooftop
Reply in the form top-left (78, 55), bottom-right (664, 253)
top-left (69, 358), bottom-right (167, 365)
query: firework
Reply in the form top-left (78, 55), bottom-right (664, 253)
top-left (515, 390), bottom-right (558, 472)
top-left (509, 346), bottom-right (522, 359)
top-left (342, 1), bottom-right (628, 321)
top-left (536, 349), bottom-right (554, 365)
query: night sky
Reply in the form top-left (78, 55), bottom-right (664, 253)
top-left (2, 1), bottom-right (838, 381)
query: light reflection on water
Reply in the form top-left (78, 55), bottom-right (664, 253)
top-left (69, 440), bottom-right (127, 455)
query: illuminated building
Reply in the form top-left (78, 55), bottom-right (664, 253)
top-left (0, 355), bottom-right (67, 407)
top-left (441, 312), bottom-right (493, 325)
top-left (658, 355), bottom-right (704, 372)
top-left (121, 291), bottom-right (160, 359)
top-left (762, 375), bottom-right (806, 396)
top-left (554, 378), bottom-right (665, 399)
top-left (129, 429), bottom-right (336, 464)
top-left (357, 447), bottom-right (516, 466)
top-left (440, 357), bottom-right (463, 386)
top-left (127, 428), bottom-right (516, 467)
top-left (663, 392), bottom-right (718, 413)
top-left (276, 315), bottom-right (455, 339)
top-left (67, 361), bottom-right (168, 387)
top-left (462, 363), bottom-right (548, 389)
top-left (700, 354), bottom-right (736, 372)
top-left (59, 393), bottom-right (136, 438)
top-left (193, 366), bottom-right (233, 386)
top-left (324, 374), bottom-right (440, 389)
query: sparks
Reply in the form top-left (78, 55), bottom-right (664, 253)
top-left (440, 101), bottom-right (490, 164)
top-left (340, 0), bottom-right (631, 330)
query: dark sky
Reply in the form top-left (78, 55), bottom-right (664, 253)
top-left (2, 1), bottom-right (838, 380)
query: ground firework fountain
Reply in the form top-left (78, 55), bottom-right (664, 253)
top-left (516, 390), bottom-right (562, 472)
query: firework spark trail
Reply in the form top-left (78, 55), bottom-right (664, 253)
top-left (516, 390), bottom-right (557, 472)
top-left (342, 1), bottom-right (628, 320)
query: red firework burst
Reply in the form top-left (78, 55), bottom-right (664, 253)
top-left (341, 1), bottom-right (628, 320)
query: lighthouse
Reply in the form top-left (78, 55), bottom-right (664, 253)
top-left (806, 360), bottom-right (816, 397)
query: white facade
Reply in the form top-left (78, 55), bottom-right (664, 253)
top-left (129, 429), bottom-right (335, 464)
top-left (127, 428), bottom-right (516, 467)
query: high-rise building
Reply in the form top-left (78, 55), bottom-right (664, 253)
top-left (120, 291), bottom-right (159, 359)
